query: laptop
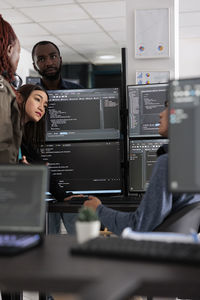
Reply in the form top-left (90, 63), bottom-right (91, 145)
top-left (0, 164), bottom-right (48, 255)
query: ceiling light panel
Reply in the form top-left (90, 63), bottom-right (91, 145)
top-left (97, 17), bottom-right (125, 31)
top-left (41, 19), bottom-right (102, 35)
top-left (109, 31), bottom-right (126, 45)
top-left (77, 0), bottom-right (117, 3)
top-left (0, 1), bottom-right (12, 9)
top-left (21, 35), bottom-right (64, 47)
top-left (19, 4), bottom-right (89, 22)
top-left (1, 9), bottom-right (31, 24)
top-left (5, 0), bottom-right (75, 8)
top-left (89, 51), bottom-right (121, 64)
top-left (81, 1), bottom-right (125, 18)
top-left (60, 32), bottom-right (115, 45)
top-left (59, 46), bottom-right (81, 55)
top-left (70, 43), bottom-right (118, 54)
top-left (14, 23), bottom-right (49, 37)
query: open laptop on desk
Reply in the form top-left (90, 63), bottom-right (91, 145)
top-left (0, 164), bottom-right (48, 255)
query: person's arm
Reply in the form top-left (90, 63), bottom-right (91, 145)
top-left (0, 79), bottom-right (21, 163)
top-left (84, 154), bottom-right (173, 236)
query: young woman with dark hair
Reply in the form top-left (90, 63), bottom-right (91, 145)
top-left (18, 84), bottom-right (48, 163)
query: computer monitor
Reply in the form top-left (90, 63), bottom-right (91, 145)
top-left (169, 77), bottom-right (200, 192)
top-left (129, 139), bottom-right (168, 192)
top-left (40, 141), bottom-right (122, 197)
top-left (26, 76), bottom-right (41, 85)
top-left (127, 83), bottom-right (168, 137)
top-left (46, 88), bottom-right (120, 142)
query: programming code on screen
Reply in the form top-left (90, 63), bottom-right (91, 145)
top-left (41, 141), bottom-right (122, 196)
top-left (46, 88), bottom-right (120, 142)
top-left (129, 139), bottom-right (168, 192)
top-left (128, 83), bottom-right (168, 137)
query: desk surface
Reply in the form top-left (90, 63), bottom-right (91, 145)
top-left (48, 201), bottom-right (139, 213)
top-left (0, 235), bottom-right (200, 300)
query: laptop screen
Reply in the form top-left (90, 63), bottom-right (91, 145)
top-left (0, 165), bottom-right (48, 233)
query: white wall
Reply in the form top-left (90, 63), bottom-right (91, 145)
top-left (16, 48), bottom-right (34, 85)
top-left (179, 39), bottom-right (200, 78)
top-left (126, 0), bottom-right (179, 84)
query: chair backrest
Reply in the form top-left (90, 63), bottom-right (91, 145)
top-left (154, 202), bottom-right (200, 234)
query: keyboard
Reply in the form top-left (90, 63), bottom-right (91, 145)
top-left (71, 237), bottom-right (200, 264)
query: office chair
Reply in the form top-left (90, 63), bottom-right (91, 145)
top-left (145, 202), bottom-right (200, 300)
top-left (154, 201), bottom-right (200, 234)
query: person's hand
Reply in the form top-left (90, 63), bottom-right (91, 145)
top-left (21, 155), bottom-right (29, 165)
top-left (84, 196), bottom-right (102, 211)
top-left (64, 194), bottom-right (85, 202)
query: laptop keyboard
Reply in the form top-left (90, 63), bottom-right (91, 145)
top-left (0, 234), bottom-right (41, 254)
top-left (71, 237), bottom-right (200, 264)
top-left (0, 234), bottom-right (36, 246)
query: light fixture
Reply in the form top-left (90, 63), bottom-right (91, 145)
top-left (99, 55), bottom-right (116, 60)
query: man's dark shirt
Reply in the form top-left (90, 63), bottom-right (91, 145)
top-left (39, 78), bottom-right (82, 90)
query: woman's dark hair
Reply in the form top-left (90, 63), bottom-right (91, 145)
top-left (18, 84), bottom-right (49, 150)
top-left (0, 15), bottom-right (18, 82)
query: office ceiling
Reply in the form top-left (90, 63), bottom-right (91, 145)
top-left (1, 0), bottom-right (200, 65)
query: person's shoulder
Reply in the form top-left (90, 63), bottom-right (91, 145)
top-left (61, 79), bottom-right (83, 89)
top-left (157, 143), bottom-right (168, 156)
top-left (0, 75), bottom-right (8, 89)
top-left (156, 153), bottom-right (168, 167)
top-left (0, 76), bottom-right (15, 98)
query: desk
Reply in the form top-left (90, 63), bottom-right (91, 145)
top-left (48, 201), bottom-right (139, 213)
top-left (0, 235), bottom-right (200, 300)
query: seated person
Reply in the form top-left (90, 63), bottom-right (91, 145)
top-left (70, 101), bottom-right (200, 235)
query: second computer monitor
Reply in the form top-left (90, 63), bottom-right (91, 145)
top-left (129, 139), bottom-right (168, 192)
top-left (46, 88), bottom-right (120, 142)
top-left (128, 83), bottom-right (168, 137)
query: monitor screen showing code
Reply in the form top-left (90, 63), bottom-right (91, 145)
top-left (41, 141), bottom-right (122, 196)
top-left (128, 83), bottom-right (168, 137)
top-left (46, 88), bottom-right (120, 141)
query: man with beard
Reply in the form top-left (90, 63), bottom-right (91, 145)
top-left (32, 41), bottom-right (81, 90)
top-left (31, 41), bottom-right (82, 235)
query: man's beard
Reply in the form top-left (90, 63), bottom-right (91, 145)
top-left (38, 64), bottom-right (61, 81)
